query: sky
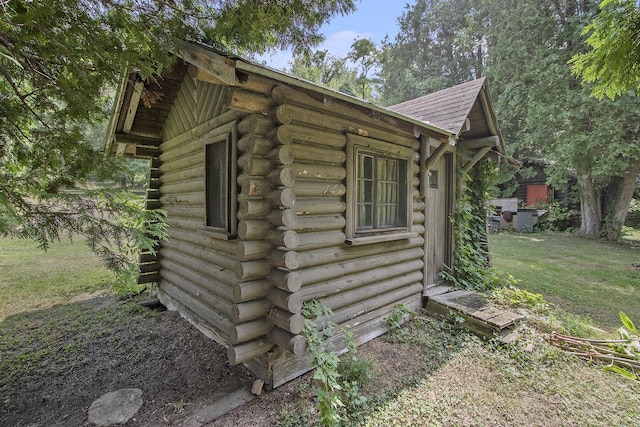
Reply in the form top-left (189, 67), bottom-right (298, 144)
top-left (263, 0), bottom-right (409, 70)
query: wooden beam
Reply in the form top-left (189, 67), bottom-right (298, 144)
top-left (122, 81), bottom-right (143, 133)
top-left (463, 146), bottom-right (493, 172)
top-left (177, 41), bottom-right (237, 86)
top-left (425, 141), bottom-right (448, 171)
top-left (114, 132), bottom-right (162, 146)
top-left (461, 135), bottom-right (500, 149)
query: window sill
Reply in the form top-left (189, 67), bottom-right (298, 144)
top-left (345, 231), bottom-right (418, 246)
top-left (202, 226), bottom-right (237, 241)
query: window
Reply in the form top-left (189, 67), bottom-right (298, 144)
top-left (429, 170), bottom-right (439, 189)
top-left (205, 128), bottom-right (237, 237)
top-left (347, 135), bottom-right (413, 242)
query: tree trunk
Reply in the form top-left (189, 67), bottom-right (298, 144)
top-left (602, 160), bottom-right (640, 240)
top-left (577, 167), bottom-right (602, 237)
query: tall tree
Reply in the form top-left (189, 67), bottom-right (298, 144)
top-left (571, 0), bottom-right (640, 100)
top-left (483, 0), bottom-right (640, 239)
top-left (347, 38), bottom-right (381, 101)
top-left (378, 0), bottom-right (487, 105)
top-left (0, 0), bottom-right (355, 284)
top-left (287, 49), bottom-right (357, 95)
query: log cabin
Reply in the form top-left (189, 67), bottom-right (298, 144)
top-left (105, 41), bottom-right (511, 388)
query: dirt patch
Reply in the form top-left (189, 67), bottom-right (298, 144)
top-left (0, 296), bottom-right (254, 426)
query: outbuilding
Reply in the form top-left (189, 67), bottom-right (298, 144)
top-left (106, 42), bottom-right (509, 388)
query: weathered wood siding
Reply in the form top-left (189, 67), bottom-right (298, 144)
top-left (155, 64), bottom-right (428, 386)
top-left (258, 84), bottom-right (426, 387)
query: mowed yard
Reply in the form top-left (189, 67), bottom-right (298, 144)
top-left (0, 231), bottom-right (639, 426)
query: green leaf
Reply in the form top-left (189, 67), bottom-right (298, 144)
top-left (603, 365), bottom-right (637, 380)
top-left (620, 311), bottom-right (638, 334)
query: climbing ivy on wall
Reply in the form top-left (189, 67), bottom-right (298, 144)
top-left (441, 157), bottom-right (502, 292)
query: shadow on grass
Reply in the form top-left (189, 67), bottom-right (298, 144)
top-left (0, 296), bottom-right (254, 427)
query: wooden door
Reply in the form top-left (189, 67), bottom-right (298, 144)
top-left (426, 152), bottom-right (453, 287)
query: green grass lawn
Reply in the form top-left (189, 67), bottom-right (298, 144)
top-left (489, 231), bottom-right (640, 333)
top-left (0, 237), bottom-right (112, 321)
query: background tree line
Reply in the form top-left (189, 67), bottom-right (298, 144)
top-left (288, 0), bottom-right (640, 241)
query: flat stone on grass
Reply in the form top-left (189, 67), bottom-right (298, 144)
top-left (88, 388), bottom-right (143, 426)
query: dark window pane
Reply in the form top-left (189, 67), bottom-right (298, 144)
top-left (206, 140), bottom-right (228, 229)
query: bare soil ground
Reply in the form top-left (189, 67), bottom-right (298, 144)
top-left (0, 295), bottom-right (255, 427)
top-left (2, 294), bottom-right (639, 427)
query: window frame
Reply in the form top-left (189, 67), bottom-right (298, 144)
top-left (346, 134), bottom-right (415, 245)
top-left (204, 124), bottom-right (238, 239)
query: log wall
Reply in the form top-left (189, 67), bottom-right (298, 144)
top-left (153, 61), bottom-right (429, 387)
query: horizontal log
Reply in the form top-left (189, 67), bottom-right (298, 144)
top-left (267, 188), bottom-right (296, 208)
top-left (294, 215), bottom-right (346, 232)
top-left (268, 125), bottom-right (293, 145)
top-left (269, 328), bottom-right (306, 356)
top-left (160, 192), bottom-right (205, 206)
top-left (159, 165), bottom-right (205, 184)
top-left (320, 271), bottom-right (423, 312)
top-left (267, 167), bottom-right (296, 187)
top-left (164, 217), bottom-right (207, 233)
top-left (160, 279), bottom-right (231, 341)
top-left (228, 339), bottom-right (273, 365)
top-left (268, 288), bottom-right (303, 313)
top-left (237, 155), bottom-right (273, 176)
top-left (296, 237), bottom-right (424, 269)
top-left (225, 87), bottom-right (271, 114)
top-left (161, 270), bottom-right (232, 319)
top-left (138, 252), bottom-right (158, 263)
top-left (159, 151), bottom-right (203, 173)
top-left (161, 247), bottom-right (236, 287)
top-left (235, 240), bottom-right (271, 261)
top-left (413, 224), bottom-right (425, 235)
top-left (229, 319), bottom-right (273, 345)
top-left (267, 230), bottom-right (300, 249)
top-left (287, 123), bottom-right (347, 148)
top-left (267, 146), bottom-right (294, 165)
top-left (161, 205), bottom-right (205, 220)
top-left (268, 309), bottom-right (305, 335)
top-left (300, 247), bottom-right (424, 286)
top-left (238, 135), bottom-right (273, 156)
top-left (267, 269), bottom-right (303, 292)
top-left (266, 208), bottom-right (298, 228)
top-left (294, 198), bottom-right (346, 215)
top-left (137, 271), bottom-right (160, 284)
top-left (160, 179), bottom-right (204, 195)
top-left (138, 261), bottom-right (160, 274)
top-left (161, 239), bottom-right (236, 270)
top-left (238, 114), bottom-right (273, 136)
top-left (288, 163), bottom-right (346, 181)
top-left (238, 219), bottom-right (271, 240)
top-left (267, 249), bottom-right (300, 270)
top-left (231, 298), bottom-right (272, 323)
top-left (160, 258), bottom-right (234, 302)
top-left (269, 105), bottom-right (293, 125)
top-left (289, 143), bottom-right (345, 165)
top-left (286, 103), bottom-right (418, 148)
top-left (413, 200), bottom-right (426, 211)
top-left (296, 231), bottom-right (346, 251)
top-left (238, 199), bottom-right (272, 219)
top-left (232, 279), bottom-right (272, 303)
top-left (145, 200), bottom-right (162, 210)
top-left (166, 228), bottom-right (237, 255)
top-left (146, 188), bottom-right (161, 200)
top-left (413, 212), bottom-right (425, 224)
top-left (160, 121), bottom-right (237, 161)
top-left (270, 85), bottom-right (289, 106)
top-left (293, 181), bottom-right (346, 198)
top-left (301, 262), bottom-right (424, 304)
top-left (237, 174), bottom-right (273, 198)
top-left (160, 110), bottom-right (242, 153)
top-left (235, 259), bottom-right (272, 280)
top-left (327, 283), bottom-right (424, 327)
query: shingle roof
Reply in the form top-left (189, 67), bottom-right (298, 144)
top-left (387, 77), bottom-right (487, 135)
